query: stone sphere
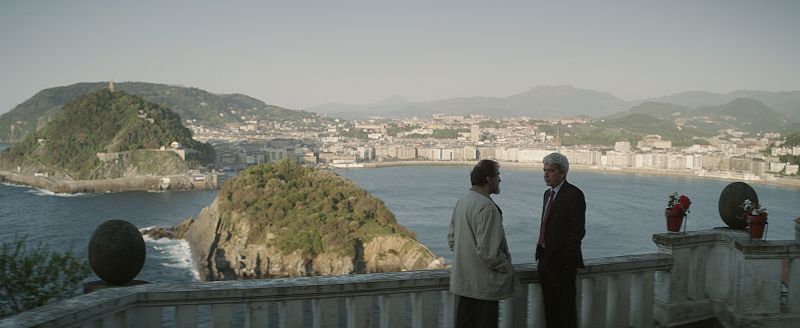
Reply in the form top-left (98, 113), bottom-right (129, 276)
top-left (718, 182), bottom-right (759, 230)
top-left (88, 219), bottom-right (146, 285)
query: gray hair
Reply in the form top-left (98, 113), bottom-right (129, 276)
top-left (543, 152), bottom-right (569, 176)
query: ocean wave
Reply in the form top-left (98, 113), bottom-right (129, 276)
top-left (143, 236), bottom-right (200, 281)
top-left (24, 188), bottom-right (90, 197)
top-left (2, 181), bottom-right (30, 188)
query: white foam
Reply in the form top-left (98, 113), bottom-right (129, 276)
top-left (24, 188), bottom-right (90, 197)
top-left (143, 234), bottom-right (200, 281)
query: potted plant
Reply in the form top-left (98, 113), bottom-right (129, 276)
top-left (741, 199), bottom-right (768, 240)
top-left (665, 192), bottom-right (691, 233)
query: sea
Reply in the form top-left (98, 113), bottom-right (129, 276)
top-left (2, 142), bottom-right (799, 285)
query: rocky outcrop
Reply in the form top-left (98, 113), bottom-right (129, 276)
top-left (169, 198), bottom-right (445, 281)
top-left (0, 170), bottom-right (215, 193)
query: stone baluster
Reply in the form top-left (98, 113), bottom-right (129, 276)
top-left (630, 271), bottom-right (654, 327)
top-left (346, 296), bottom-right (373, 328)
top-left (605, 274), bottom-right (631, 327)
top-left (278, 300), bottom-right (303, 328)
top-left (578, 277), bottom-right (594, 328)
top-left (176, 304), bottom-right (199, 327)
top-left (790, 257), bottom-right (800, 313)
top-left (528, 284), bottom-right (545, 328)
top-left (410, 291), bottom-right (437, 328)
top-left (312, 299), bottom-right (338, 328)
top-left (244, 302), bottom-right (269, 328)
top-left (442, 291), bottom-right (456, 328)
top-left (378, 294), bottom-right (405, 328)
top-left (212, 303), bottom-right (233, 327)
top-left (129, 306), bottom-right (161, 327)
top-left (500, 285), bottom-right (528, 328)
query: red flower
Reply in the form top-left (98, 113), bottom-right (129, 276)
top-left (678, 195), bottom-right (691, 211)
top-left (667, 192), bottom-right (691, 213)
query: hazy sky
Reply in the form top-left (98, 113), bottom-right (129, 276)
top-left (1, 0), bottom-right (799, 113)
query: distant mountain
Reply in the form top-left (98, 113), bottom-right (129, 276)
top-left (308, 85), bottom-right (630, 120)
top-left (310, 95), bottom-right (421, 120)
top-left (603, 98), bottom-right (799, 136)
top-left (689, 98), bottom-right (800, 134)
top-left (642, 90), bottom-right (800, 119)
top-left (0, 82), bottom-right (317, 143)
top-left (604, 102), bottom-right (691, 120)
top-left (0, 89), bottom-right (214, 180)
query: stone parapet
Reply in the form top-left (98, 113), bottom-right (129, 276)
top-left (653, 229), bottom-right (800, 328)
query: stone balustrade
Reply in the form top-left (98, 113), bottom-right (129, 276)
top-left (3, 228), bottom-right (799, 328)
top-left (654, 228), bottom-right (800, 328)
top-left (0, 254), bottom-right (670, 328)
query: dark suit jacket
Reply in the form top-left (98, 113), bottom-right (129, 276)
top-left (539, 180), bottom-right (586, 268)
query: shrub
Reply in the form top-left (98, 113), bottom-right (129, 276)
top-left (0, 236), bottom-right (91, 318)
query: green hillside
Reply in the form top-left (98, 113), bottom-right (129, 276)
top-left (0, 89), bottom-right (214, 179)
top-left (691, 98), bottom-right (800, 134)
top-left (0, 82), bottom-right (317, 143)
top-left (605, 102), bottom-right (690, 120)
top-left (217, 160), bottom-right (414, 257)
top-left (560, 113), bottom-right (713, 147)
top-left (580, 98), bottom-right (800, 146)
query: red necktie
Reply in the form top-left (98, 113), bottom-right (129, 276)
top-left (537, 189), bottom-right (555, 245)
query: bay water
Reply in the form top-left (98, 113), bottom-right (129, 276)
top-left (1, 152), bottom-right (798, 284)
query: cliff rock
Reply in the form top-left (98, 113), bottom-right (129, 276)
top-left (161, 160), bottom-right (446, 281)
top-left (178, 198), bottom-right (444, 280)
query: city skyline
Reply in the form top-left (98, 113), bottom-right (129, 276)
top-left (1, 0), bottom-right (799, 114)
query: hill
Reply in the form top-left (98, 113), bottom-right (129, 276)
top-left (168, 160), bottom-right (444, 280)
top-left (689, 98), bottom-right (800, 134)
top-left (0, 89), bottom-right (214, 180)
top-left (0, 82), bottom-right (317, 143)
top-left (604, 102), bottom-right (690, 120)
top-left (642, 90), bottom-right (800, 119)
top-left (308, 85), bottom-right (630, 119)
top-left (594, 98), bottom-right (800, 143)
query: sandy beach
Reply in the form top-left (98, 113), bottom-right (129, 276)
top-left (363, 161), bottom-right (800, 189)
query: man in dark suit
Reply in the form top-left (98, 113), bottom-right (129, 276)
top-left (535, 153), bottom-right (586, 328)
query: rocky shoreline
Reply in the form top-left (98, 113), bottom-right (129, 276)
top-left (142, 198), bottom-right (446, 281)
top-left (0, 170), bottom-right (216, 193)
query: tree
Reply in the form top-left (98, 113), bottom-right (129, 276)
top-left (0, 236), bottom-right (91, 318)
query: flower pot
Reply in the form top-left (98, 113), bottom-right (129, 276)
top-left (665, 209), bottom-right (684, 233)
top-left (747, 214), bottom-right (768, 240)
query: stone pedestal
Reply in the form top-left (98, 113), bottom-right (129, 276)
top-left (653, 228), bottom-right (800, 328)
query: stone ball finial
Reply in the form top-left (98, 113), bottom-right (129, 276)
top-left (88, 219), bottom-right (146, 285)
top-left (718, 182), bottom-right (759, 230)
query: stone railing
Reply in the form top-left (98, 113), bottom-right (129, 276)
top-left (6, 228), bottom-right (797, 328)
top-left (654, 228), bottom-right (800, 328)
top-left (0, 254), bottom-right (670, 328)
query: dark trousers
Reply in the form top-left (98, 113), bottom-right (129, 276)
top-left (538, 259), bottom-right (578, 328)
top-left (455, 295), bottom-right (499, 328)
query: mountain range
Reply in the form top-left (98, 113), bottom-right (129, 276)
top-left (309, 85), bottom-right (800, 123)
top-left (2, 83), bottom-right (799, 144)
top-left (309, 85), bottom-right (631, 120)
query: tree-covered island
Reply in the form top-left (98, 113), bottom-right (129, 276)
top-left (148, 160), bottom-right (445, 280)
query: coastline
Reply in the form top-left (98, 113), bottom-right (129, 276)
top-left (360, 161), bottom-right (800, 189)
top-left (0, 171), bottom-right (217, 193)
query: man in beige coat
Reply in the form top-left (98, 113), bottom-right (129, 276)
top-left (448, 159), bottom-right (517, 328)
